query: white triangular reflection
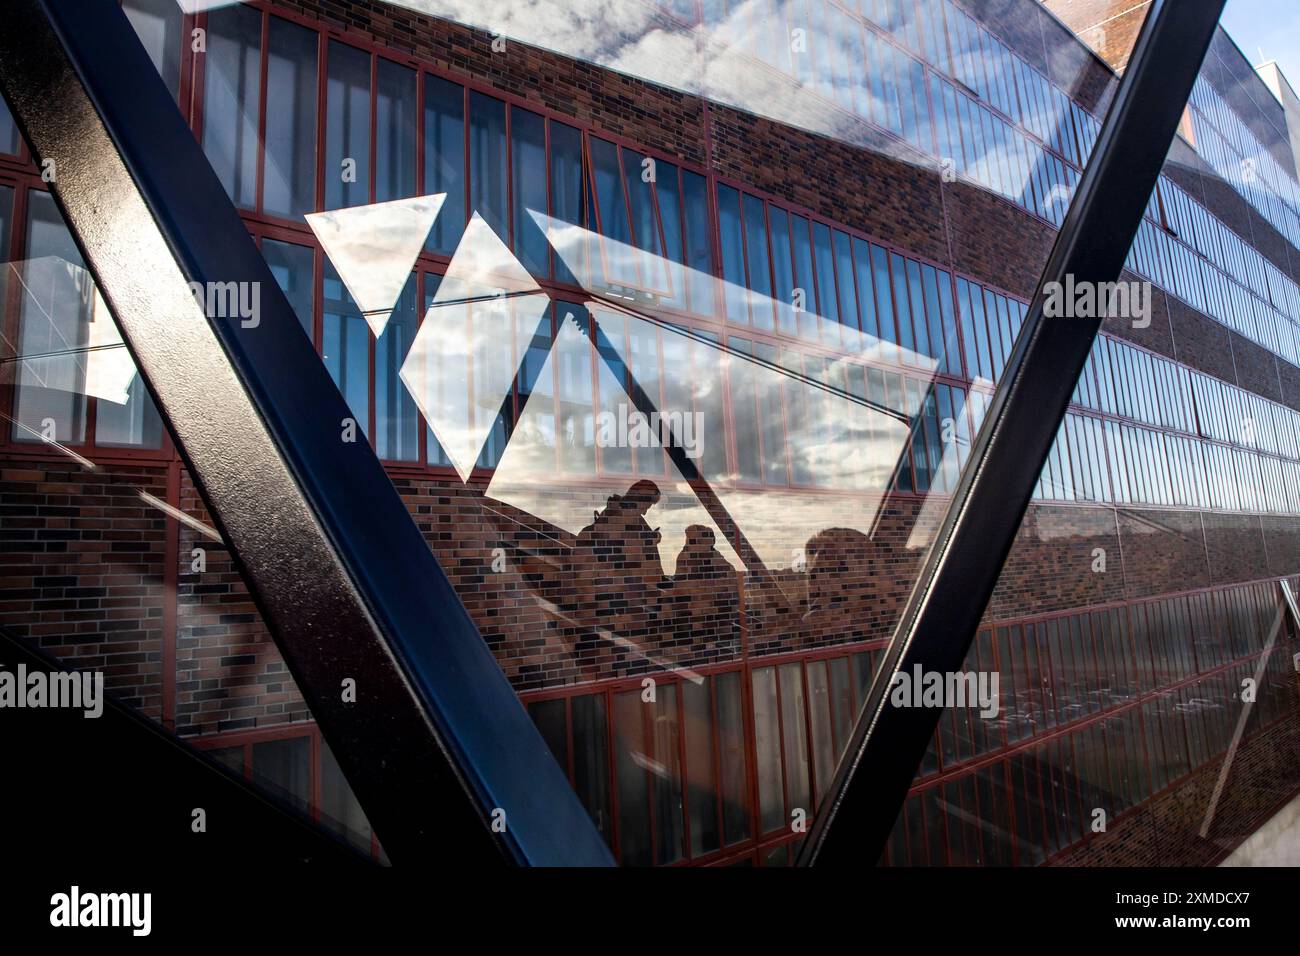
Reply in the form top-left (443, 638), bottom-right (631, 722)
top-left (436, 212), bottom-right (543, 300)
top-left (306, 193), bottom-right (445, 337)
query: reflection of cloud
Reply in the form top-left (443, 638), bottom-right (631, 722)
top-left (487, 297), bottom-right (936, 571)
top-left (486, 309), bottom-right (743, 572)
top-left (380, 0), bottom-right (930, 168)
top-left (530, 210), bottom-right (937, 371)
top-left (306, 194), bottom-right (445, 337)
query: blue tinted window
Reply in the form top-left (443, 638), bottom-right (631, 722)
top-left (791, 216), bottom-right (818, 342)
top-left (0, 93), bottom-right (17, 155)
top-left (890, 253), bottom-right (914, 357)
top-left (549, 120), bottom-right (584, 285)
top-left (202, 3), bottom-right (261, 210)
top-left (812, 223), bottom-right (840, 348)
top-left (264, 16), bottom-right (318, 218)
top-left (323, 260), bottom-right (370, 435)
top-left (717, 185), bottom-right (747, 324)
top-left (872, 245), bottom-right (898, 361)
top-left (656, 161), bottom-right (687, 311)
top-left (906, 258), bottom-right (930, 361)
top-left (769, 207), bottom-right (797, 336)
top-left (623, 148), bottom-right (669, 293)
top-left (851, 238), bottom-right (879, 344)
top-left (833, 230), bottom-right (859, 349)
top-left (421, 275), bottom-right (452, 467)
top-left (511, 108), bottom-right (549, 277)
top-left (468, 93), bottom-right (507, 238)
top-left (681, 170), bottom-right (714, 316)
top-left (375, 59), bottom-right (417, 203)
top-left (325, 41), bottom-right (371, 210)
top-left (742, 194), bottom-right (774, 330)
top-left (424, 76), bottom-right (465, 254)
top-left (375, 277), bottom-right (419, 461)
top-left (262, 238), bottom-right (315, 339)
top-left (590, 138), bottom-right (636, 287)
top-left (123, 0), bottom-right (184, 101)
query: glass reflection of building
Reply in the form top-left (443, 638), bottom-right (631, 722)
top-left (1, 0), bottom-right (1299, 867)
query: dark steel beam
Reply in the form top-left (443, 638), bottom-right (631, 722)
top-left (797, 0), bottom-right (1227, 866)
top-left (0, 0), bottom-right (613, 866)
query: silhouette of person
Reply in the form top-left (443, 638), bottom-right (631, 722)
top-left (670, 524), bottom-right (740, 652)
top-left (567, 480), bottom-right (668, 643)
top-left (673, 524), bottom-right (732, 580)
top-left (802, 527), bottom-right (877, 639)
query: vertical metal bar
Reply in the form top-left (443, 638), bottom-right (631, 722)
top-left (799, 0), bottom-right (1226, 866)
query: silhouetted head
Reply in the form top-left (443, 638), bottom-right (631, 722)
top-left (621, 479), bottom-right (661, 514)
top-left (804, 527), bottom-right (874, 612)
top-left (684, 524), bottom-right (715, 548)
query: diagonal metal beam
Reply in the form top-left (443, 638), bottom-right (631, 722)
top-left (0, 0), bottom-right (612, 866)
top-left (797, 0), bottom-right (1227, 866)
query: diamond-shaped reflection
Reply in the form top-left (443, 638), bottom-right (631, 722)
top-left (399, 213), bottom-right (550, 483)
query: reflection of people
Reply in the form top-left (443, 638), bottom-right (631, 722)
top-left (673, 524), bottom-right (731, 580)
top-left (803, 527), bottom-right (876, 633)
top-left (671, 524), bottom-right (740, 653)
top-left (573, 479), bottom-right (666, 584)
top-left (567, 481), bottom-right (668, 646)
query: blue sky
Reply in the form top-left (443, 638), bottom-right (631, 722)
top-left (1221, 0), bottom-right (1300, 94)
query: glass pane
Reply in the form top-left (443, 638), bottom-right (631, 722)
top-left (0, 119), bottom-right (385, 864)
top-left (261, 238), bottom-right (315, 339)
top-left (325, 40), bottom-right (370, 210)
top-left (375, 58), bottom-right (416, 203)
top-left (468, 92), bottom-right (507, 240)
top-left (375, 276), bottom-right (418, 461)
top-left (511, 108), bottom-right (548, 278)
top-left (201, 3), bottom-right (261, 210)
top-left (424, 75), bottom-right (465, 255)
top-left (0, 90), bottom-right (19, 155)
top-left (322, 259), bottom-right (370, 434)
top-left (9, 191), bottom-right (162, 448)
top-left (251, 737), bottom-right (310, 814)
top-left (123, 0), bottom-right (183, 101)
top-left (320, 740), bottom-right (375, 854)
top-left (75, 0), bottom-right (1284, 873)
top-left (264, 15), bottom-right (318, 219)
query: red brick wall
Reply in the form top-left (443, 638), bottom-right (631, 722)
top-left (0, 458), bottom-right (167, 719)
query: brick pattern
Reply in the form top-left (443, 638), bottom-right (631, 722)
top-left (0, 459), bottom-right (166, 719)
top-left (986, 503), bottom-right (1125, 620)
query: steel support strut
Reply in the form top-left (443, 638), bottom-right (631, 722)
top-left (0, 0), bottom-right (613, 866)
top-left (798, 0), bottom-right (1227, 866)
